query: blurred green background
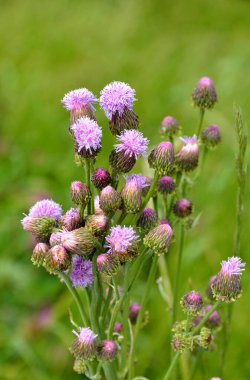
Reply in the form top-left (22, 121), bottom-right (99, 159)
top-left (0, 0), bottom-right (249, 379)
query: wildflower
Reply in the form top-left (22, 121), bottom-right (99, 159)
top-left (172, 333), bottom-right (193, 353)
top-left (91, 167), bottom-right (112, 190)
top-left (44, 245), bottom-right (71, 274)
top-left (114, 322), bottom-right (123, 334)
top-left (181, 291), bottom-right (203, 315)
top-left (105, 226), bottom-right (139, 262)
top-left (97, 340), bottom-right (118, 361)
top-left (71, 116), bottom-right (102, 158)
top-left (21, 216), bottom-right (55, 241)
top-left (121, 179), bottom-right (142, 214)
top-left (125, 173), bottom-right (151, 195)
top-left (62, 88), bottom-right (97, 123)
top-left (176, 135), bottom-right (199, 172)
top-left (144, 224), bottom-right (173, 256)
top-left (61, 228), bottom-right (96, 257)
top-left (28, 199), bottom-right (62, 220)
top-left (100, 81), bottom-right (138, 135)
top-left (70, 255), bottom-right (93, 288)
top-left (148, 141), bottom-right (175, 176)
top-left (192, 76), bottom-right (217, 110)
top-left (61, 208), bottom-right (82, 231)
top-left (99, 186), bottom-right (122, 215)
top-left (71, 327), bottom-right (97, 360)
top-left (173, 198), bottom-right (192, 218)
top-left (96, 253), bottom-right (119, 276)
top-left (129, 303), bottom-right (141, 324)
top-left (160, 116), bottom-right (180, 136)
top-left (212, 256), bottom-right (245, 303)
top-left (201, 124), bottom-right (221, 148)
top-left (157, 176), bottom-right (175, 194)
top-left (137, 207), bottom-right (158, 231)
top-left (49, 231), bottom-right (63, 246)
top-left (71, 181), bottom-right (91, 207)
top-left (85, 214), bottom-right (109, 237)
top-left (31, 242), bottom-right (49, 267)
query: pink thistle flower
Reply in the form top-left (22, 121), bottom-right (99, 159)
top-left (105, 226), bottom-right (139, 261)
top-left (62, 88), bottom-right (97, 111)
top-left (71, 116), bottom-right (102, 157)
top-left (28, 199), bottom-right (62, 220)
top-left (115, 129), bottom-right (148, 159)
top-left (70, 255), bottom-right (93, 288)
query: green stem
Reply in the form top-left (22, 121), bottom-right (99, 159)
top-left (89, 159), bottom-right (95, 214)
top-left (220, 303), bottom-right (233, 377)
top-left (59, 273), bottom-right (88, 326)
top-left (162, 352), bottom-right (180, 380)
top-left (172, 224), bottom-right (185, 325)
top-left (192, 300), bottom-right (222, 335)
top-left (158, 255), bottom-right (173, 309)
top-left (128, 255), bottom-right (158, 380)
top-left (153, 195), bottom-right (158, 215)
top-left (196, 108), bottom-right (205, 138)
top-left (85, 159), bottom-right (91, 215)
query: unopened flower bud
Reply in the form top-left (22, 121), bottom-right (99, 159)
top-left (85, 214), bottom-right (109, 237)
top-left (206, 275), bottom-right (217, 300)
top-left (109, 149), bottom-right (136, 173)
top-left (97, 253), bottom-right (119, 276)
top-left (197, 305), bottom-right (220, 329)
top-left (97, 340), bottom-right (118, 361)
top-left (201, 124), bottom-right (221, 148)
top-left (71, 181), bottom-right (91, 207)
top-left (31, 243), bottom-right (49, 267)
top-left (173, 198), bottom-right (192, 218)
top-left (212, 256), bottom-right (245, 303)
top-left (44, 245), bottom-right (71, 274)
top-left (21, 216), bottom-right (55, 241)
top-left (158, 176), bottom-right (175, 194)
top-left (181, 291), bottom-right (203, 315)
top-left (129, 303), bottom-right (141, 324)
top-left (114, 322), bottom-right (123, 334)
top-left (160, 218), bottom-right (170, 225)
top-left (144, 224), bottom-right (173, 256)
top-left (99, 186), bottom-right (122, 215)
top-left (73, 358), bottom-right (87, 375)
top-left (91, 167), bottom-right (112, 190)
top-left (61, 228), bottom-right (96, 257)
top-left (49, 231), bottom-right (63, 246)
top-left (176, 136), bottom-right (199, 172)
top-left (61, 208), bottom-right (82, 231)
top-left (121, 180), bottom-right (142, 214)
top-left (137, 207), bottom-right (158, 231)
top-left (192, 77), bottom-right (217, 110)
top-left (160, 116), bottom-right (180, 136)
top-left (71, 327), bottom-right (97, 360)
top-left (148, 142), bottom-right (175, 176)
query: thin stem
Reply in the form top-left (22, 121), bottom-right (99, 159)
top-left (196, 108), bottom-right (205, 138)
top-left (172, 224), bottom-right (185, 325)
top-left (89, 159), bottom-right (95, 214)
top-left (153, 195), bottom-right (158, 215)
top-left (162, 352), bottom-right (180, 380)
top-left (85, 159), bottom-right (91, 215)
top-left (192, 300), bottom-right (222, 335)
top-left (128, 255), bottom-right (158, 380)
top-left (117, 211), bottom-right (127, 225)
top-left (220, 303), bottom-right (233, 377)
top-left (158, 255), bottom-right (173, 309)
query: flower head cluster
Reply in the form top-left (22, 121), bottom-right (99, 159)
top-left (70, 255), bottom-right (93, 288)
top-left (72, 116), bottom-right (102, 157)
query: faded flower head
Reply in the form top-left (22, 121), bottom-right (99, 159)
top-left (71, 116), bottom-right (102, 157)
top-left (105, 225), bottom-right (139, 261)
top-left (28, 199), bottom-right (62, 220)
top-left (70, 255), bottom-right (93, 288)
top-left (61, 227), bottom-right (96, 257)
top-left (31, 242), bottom-right (49, 267)
top-left (192, 77), bottom-right (217, 109)
top-left (181, 290), bottom-right (203, 315)
top-left (100, 81), bottom-right (136, 119)
top-left (62, 88), bottom-right (97, 111)
top-left (177, 135), bottom-right (199, 172)
top-left (115, 129), bottom-right (149, 159)
top-left (71, 327), bottom-right (97, 360)
top-left (97, 340), bottom-right (118, 361)
top-left (61, 208), bottom-right (82, 231)
top-left (44, 245), bottom-right (71, 274)
top-left (212, 256), bottom-right (245, 303)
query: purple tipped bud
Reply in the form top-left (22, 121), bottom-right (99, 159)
top-left (44, 245), bottom-right (71, 274)
top-left (61, 208), bottom-right (82, 231)
top-left (91, 167), bottom-right (112, 190)
top-left (97, 253), bottom-right (120, 276)
top-left (99, 186), bottom-right (122, 215)
top-left (173, 198), bottom-right (192, 218)
top-left (121, 180), bottom-right (142, 214)
top-left (71, 327), bottom-right (97, 360)
top-left (31, 242), bottom-right (49, 267)
top-left (212, 256), bottom-right (245, 303)
top-left (176, 135), bottom-right (199, 172)
top-left (192, 77), bottom-right (217, 110)
top-left (144, 224), bottom-right (173, 256)
top-left (137, 207), bottom-right (158, 231)
top-left (61, 227), bottom-right (96, 257)
top-left (201, 124), bottom-right (221, 148)
top-left (158, 176), bottom-right (175, 194)
top-left (114, 322), bottom-right (123, 334)
top-left (105, 226), bottom-right (139, 262)
top-left (21, 216), bottom-right (55, 242)
top-left (71, 116), bottom-right (102, 158)
top-left (71, 181), bottom-right (91, 208)
top-left (70, 255), bottom-right (93, 288)
top-left (97, 340), bottom-right (118, 361)
top-left (160, 116), bottom-right (180, 136)
top-left (129, 303), bottom-right (141, 324)
top-left (85, 214), bottom-right (109, 237)
top-left (181, 291), bottom-right (203, 315)
top-left (206, 275), bottom-right (217, 300)
top-left (160, 218), bottom-right (170, 225)
top-left (49, 231), bottom-right (63, 246)
top-left (148, 141), bottom-right (175, 176)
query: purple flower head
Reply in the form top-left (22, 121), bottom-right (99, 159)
top-left (105, 226), bottom-right (139, 257)
top-left (201, 124), bottom-right (221, 148)
top-left (62, 88), bottom-right (97, 111)
top-left (70, 255), bottom-right (93, 288)
top-left (220, 256), bottom-right (245, 276)
top-left (28, 199), bottom-right (62, 220)
top-left (129, 303), bottom-right (141, 324)
top-left (72, 327), bottom-right (97, 359)
top-left (180, 135), bottom-right (198, 152)
top-left (199, 77), bottom-right (213, 87)
top-left (100, 81), bottom-right (136, 119)
top-left (115, 129), bottom-right (149, 159)
top-left (97, 340), bottom-right (118, 361)
top-left (92, 167), bottom-right (112, 190)
top-left (72, 116), bottom-right (102, 155)
top-left (158, 176), bottom-right (175, 194)
top-left (125, 174), bottom-right (150, 190)
top-left (192, 77), bottom-right (217, 109)
top-left (181, 290), bottom-right (203, 315)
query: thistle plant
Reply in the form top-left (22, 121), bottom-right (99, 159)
top-left (21, 79), bottom-right (247, 380)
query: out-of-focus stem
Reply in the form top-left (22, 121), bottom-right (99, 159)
top-left (172, 224), bottom-right (185, 325)
top-left (196, 108), bottom-right (205, 138)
